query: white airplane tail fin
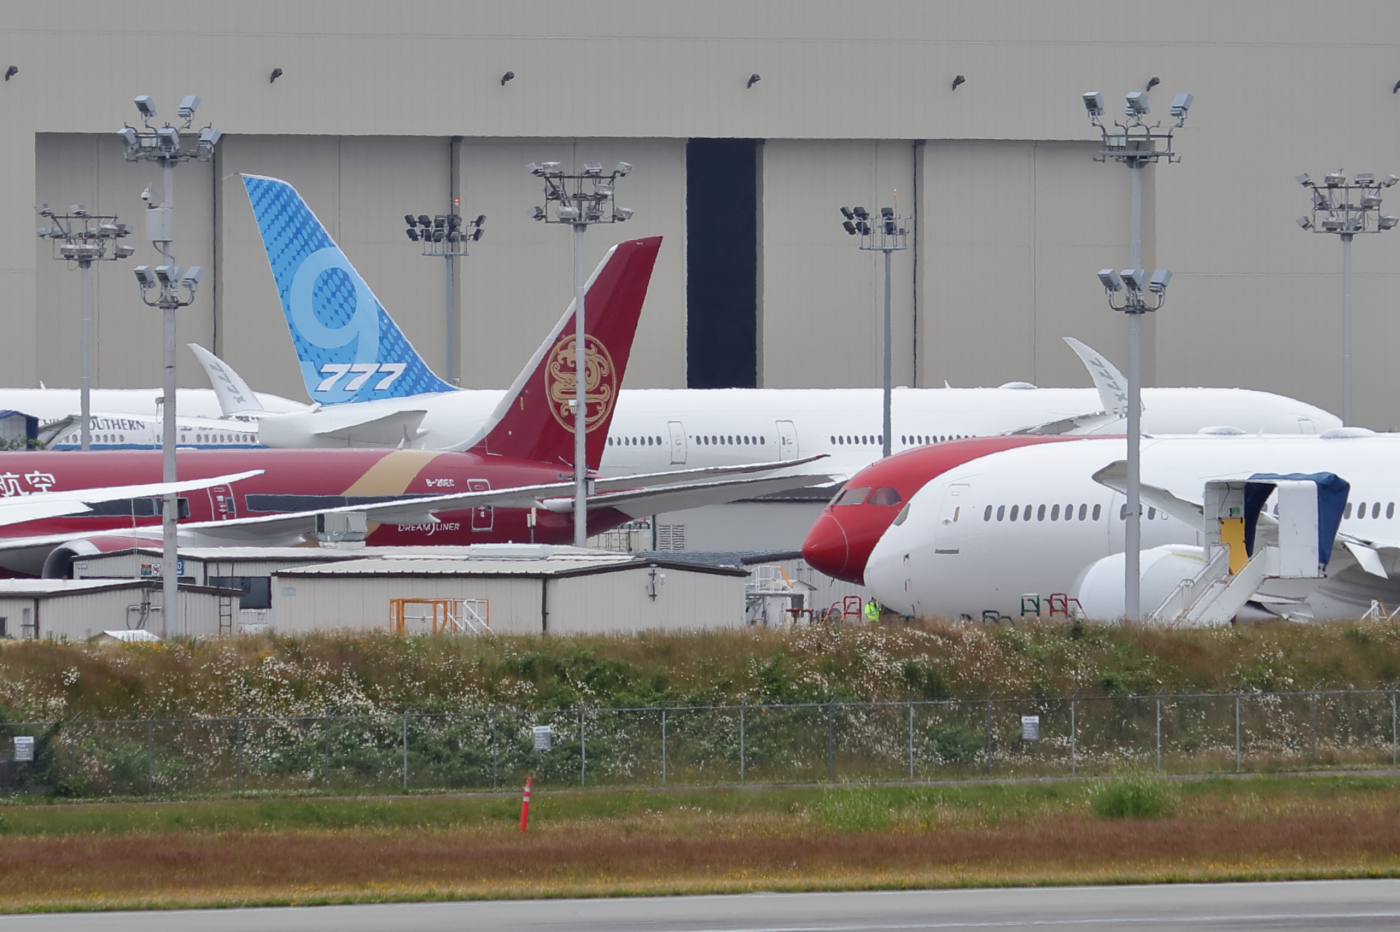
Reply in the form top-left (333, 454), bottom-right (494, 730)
top-left (1063, 336), bottom-right (1131, 418)
top-left (188, 344), bottom-right (265, 417)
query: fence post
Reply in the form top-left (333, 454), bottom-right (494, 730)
top-left (145, 719), bottom-right (153, 795)
top-left (1311, 691), bottom-right (1318, 767)
top-left (402, 712), bottom-right (409, 791)
top-left (986, 696), bottom-right (995, 776)
top-left (908, 701), bottom-right (915, 781)
top-left (491, 712), bottom-right (498, 790)
top-left (1235, 695), bottom-right (1241, 773)
top-left (1393, 691), bottom-right (1397, 768)
top-left (235, 715), bottom-right (243, 793)
top-left (661, 709), bottom-right (668, 785)
top-left (826, 704), bottom-right (835, 781)
top-left (739, 705), bottom-right (746, 783)
top-left (1069, 696), bottom-right (1076, 777)
top-left (580, 709), bottom-right (587, 787)
top-left (1155, 697), bottom-right (1162, 772)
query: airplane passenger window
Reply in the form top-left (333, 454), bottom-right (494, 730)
top-left (1148, 507), bottom-right (1156, 520)
top-left (1092, 504), bottom-right (1102, 521)
top-left (953, 507), bottom-right (960, 522)
top-left (760, 437), bottom-right (765, 444)
top-left (1389, 503), bottom-right (1395, 519)
top-left (1345, 503), bottom-right (1353, 519)
top-left (1358, 502), bottom-right (1366, 519)
top-left (1374, 502), bottom-right (1382, 519)
top-left (1023, 504), bottom-right (1032, 522)
top-left (997, 505), bottom-right (1005, 521)
top-left (835, 486), bottom-right (871, 506)
top-left (1078, 504), bottom-right (1087, 521)
top-left (1009, 505), bottom-right (1019, 521)
top-left (1051, 504), bottom-right (1060, 521)
top-left (984, 505), bottom-right (993, 521)
top-left (1037, 504), bottom-right (1046, 521)
top-left (868, 487), bottom-right (903, 506)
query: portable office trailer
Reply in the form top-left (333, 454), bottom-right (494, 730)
top-left (0, 580), bottom-right (241, 641)
top-left (272, 550), bottom-right (747, 634)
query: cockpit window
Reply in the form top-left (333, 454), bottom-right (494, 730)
top-left (892, 502), bottom-right (911, 526)
top-left (868, 487), bottom-right (903, 506)
top-left (835, 486), bottom-right (871, 506)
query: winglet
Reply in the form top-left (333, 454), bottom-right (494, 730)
top-left (1063, 337), bottom-right (1134, 418)
top-left (188, 344), bottom-right (264, 416)
top-left (241, 174), bottom-right (457, 404)
top-left (468, 237), bottom-right (662, 469)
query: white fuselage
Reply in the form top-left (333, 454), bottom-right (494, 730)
top-left (257, 385), bottom-right (1340, 482)
top-left (865, 434), bottom-right (1400, 621)
top-left (0, 385), bottom-right (1340, 484)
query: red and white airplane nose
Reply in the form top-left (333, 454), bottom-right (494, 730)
top-left (801, 436), bottom-right (1077, 587)
top-left (802, 512), bottom-right (853, 582)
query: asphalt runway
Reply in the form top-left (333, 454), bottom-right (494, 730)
top-left (4, 881), bottom-right (1400, 932)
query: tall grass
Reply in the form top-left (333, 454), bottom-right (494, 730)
top-left (4, 619), bottom-right (1400, 721)
top-left (1089, 773), bottom-right (1178, 819)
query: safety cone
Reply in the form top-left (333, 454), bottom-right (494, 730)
top-left (519, 774), bottom-right (532, 833)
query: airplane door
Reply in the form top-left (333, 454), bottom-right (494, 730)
top-left (775, 420), bottom-right (799, 461)
top-left (468, 479), bottom-right (493, 531)
top-left (205, 484), bottom-right (236, 520)
top-left (667, 420), bottom-right (687, 465)
top-left (939, 483), bottom-right (970, 528)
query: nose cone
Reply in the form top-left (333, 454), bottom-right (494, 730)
top-left (802, 512), bottom-right (855, 583)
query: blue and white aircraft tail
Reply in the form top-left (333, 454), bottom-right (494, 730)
top-left (242, 175), bottom-right (457, 405)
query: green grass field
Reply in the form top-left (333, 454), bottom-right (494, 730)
top-left (1, 775), bottom-right (1399, 911)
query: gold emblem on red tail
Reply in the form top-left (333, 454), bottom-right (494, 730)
top-left (545, 334), bottom-right (616, 433)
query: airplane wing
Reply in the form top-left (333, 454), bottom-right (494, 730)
top-left (0, 470), bottom-right (264, 528)
top-left (539, 471), bottom-right (840, 519)
top-left (159, 459), bottom-right (834, 543)
top-left (1090, 459), bottom-right (1208, 526)
top-left (188, 344), bottom-right (266, 416)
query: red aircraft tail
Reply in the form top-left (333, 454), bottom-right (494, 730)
top-left (472, 236), bottom-right (661, 469)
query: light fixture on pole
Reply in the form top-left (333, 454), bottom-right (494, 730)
top-left (528, 159), bottom-right (633, 547)
top-left (34, 205), bottom-right (135, 450)
top-left (1295, 170), bottom-right (1398, 426)
top-left (1097, 266), bottom-right (1171, 620)
top-left (1082, 86), bottom-right (1192, 622)
top-left (839, 204), bottom-right (908, 458)
top-left (404, 208), bottom-right (484, 385)
top-left (118, 94), bottom-right (219, 637)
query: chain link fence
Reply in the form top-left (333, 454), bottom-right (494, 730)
top-left (2, 690), bottom-right (1398, 797)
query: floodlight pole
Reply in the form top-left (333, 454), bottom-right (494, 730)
top-left (528, 161), bottom-right (633, 548)
top-left (1295, 171), bottom-right (1398, 427)
top-left (35, 207), bottom-right (135, 451)
top-left (403, 211), bottom-right (484, 385)
top-left (573, 220), bottom-right (587, 545)
top-left (1085, 88), bottom-right (1190, 622)
top-left (841, 207), bottom-right (909, 458)
top-left (121, 95), bottom-right (219, 636)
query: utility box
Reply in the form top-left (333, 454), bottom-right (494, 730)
top-left (145, 205), bottom-right (172, 243)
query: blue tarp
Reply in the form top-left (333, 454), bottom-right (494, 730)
top-left (1244, 472), bottom-right (1350, 566)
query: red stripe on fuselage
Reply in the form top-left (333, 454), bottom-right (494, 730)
top-left (802, 436), bottom-right (1082, 585)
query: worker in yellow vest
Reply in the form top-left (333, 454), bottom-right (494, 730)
top-left (863, 597), bottom-right (881, 623)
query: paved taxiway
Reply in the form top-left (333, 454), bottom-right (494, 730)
top-left (4, 881), bottom-right (1400, 931)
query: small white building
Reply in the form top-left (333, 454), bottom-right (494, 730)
top-left (0, 579), bottom-right (243, 642)
top-left (272, 546), bottom-right (748, 635)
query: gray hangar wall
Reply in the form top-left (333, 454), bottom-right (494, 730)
top-left (11, 2), bottom-right (1400, 425)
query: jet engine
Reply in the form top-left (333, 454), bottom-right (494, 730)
top-left (1071, 545), bottom-right (1273, 624)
